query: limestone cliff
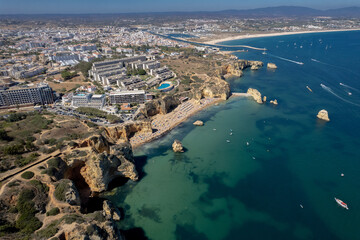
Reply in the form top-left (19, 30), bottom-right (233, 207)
top-left (102, 121), bottom-right (152, 143)
top-left (247, 88), bottom-right (263, 104)
top-left (64, 217), bottom-right (124, 240)
top-left (80, 143), bottom-right (138, 193)
top-left (196, 77), bottom-right (230, 100)
top-left (218, 63), bottom-right (243, 79)
top-left (238, 60), bottom-right (263, 70)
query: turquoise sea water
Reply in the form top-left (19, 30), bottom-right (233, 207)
top-left (105, 30), bottom-right (360, 240)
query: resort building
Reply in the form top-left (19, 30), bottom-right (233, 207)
top-left (0, 83), bottom-right (54, 107)
top-left (70, 93), bottom-right (106, 109)
top-left (109, 90), bottom-right (146, 104)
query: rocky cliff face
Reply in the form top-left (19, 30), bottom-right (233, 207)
top-left (140, 95), bottom-right (181, 118)
top-left (64, 218), bottom-right (124, 240)
top-left (196, 77), bottom-right (230, 100)
top-left (218, 63), bottom-right (243, 79)
top-left (247, 88), bottom-right (263, 104)
top-left (102, 121), bottom-right (153, 143)
top-left (238, 60), bottom-right (264, 70)
top-left (80, 142), bottom-right (138, 193)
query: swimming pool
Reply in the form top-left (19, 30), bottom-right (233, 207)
top-left (157, 83), bottom-right (170, 90)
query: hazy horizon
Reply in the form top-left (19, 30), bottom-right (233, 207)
top-left (0, 0), bottom-right (359, 15)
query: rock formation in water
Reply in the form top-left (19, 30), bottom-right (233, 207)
top-left (263, 96), bottom-right (267, 102)
top-left (317, 109), bottom-right (330, 121)
top-left (172, 140), bottom-right (184, 152)
top-left (270, 99), bottom-right (278, 105)
top-left (267, 63), bottom-right (278, 69)
top-left (193, 120), bottom-right (204, 126)
top-left (247, 88), bottom-right (263, 104)
top-left (237, 60), bottom-right (263, 70)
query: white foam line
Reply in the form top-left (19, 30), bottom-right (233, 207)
top-left (339, 83), bottom-right (360, 93)
top-left (268, 53), bottom-right (304, 65)
top-left (321, 84), bottom-right (360, 107)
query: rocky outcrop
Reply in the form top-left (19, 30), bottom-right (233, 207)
top-left (238, 60), bottom-right (263, 70)
top-left (79, 135), bottom-right (110, 153)
top-left (102, 121), bottom-right (152, 143)
top-left (64, 219), bottom-right (124, 240)
top-left (172, 140), bottom-right (184, 153)
top-left (267, 63), bottom-right (278, 69)
top-left (193, 120), bottom-right (204, 126)
top-left (219, 63), bottom-right (243, 79)
top-left (317, 109), bottom-right (330, 121)
top-left (247, 88), bottom-right (263, 104)
top-left (197, 77), bottom-right (230, 100)
top-left (65, 180), bottom-right (81, 206)
top-left (263, 96), bottom-right (267, 102)
top-left (80, 142), bottom-right (138, 193)
top-left (270, 99), bottom-right (278, 105)
top-left (103, 200), bottom-right (121, 221)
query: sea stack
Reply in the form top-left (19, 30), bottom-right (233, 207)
top-left (172, 140), bottom-right (184, 152)
top-left (193, 120), bottom-right (204, 126)
top-left (267, 63), bottom-right (278, 69)
top-left (317, 109), bottom-right (330, 121)
top-left (247, 88), bottom-right (263, 104)
top-left (270, 99), bottom-right (278, 105)
top-left (263, 96), bottom-right (267, 102)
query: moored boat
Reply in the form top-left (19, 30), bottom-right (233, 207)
top-left (335, 197), bottom-right (349, 210)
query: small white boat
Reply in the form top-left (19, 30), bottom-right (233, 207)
top-left (348, 92), bottom-right (352, 96)
top-left (335, 197), bottom-right (349, 210)
top-left (213, 128), bottom-right (216, 131)
top-left (300, 204), bottom-right (304, 208)
top-left (341, 173), bottom-right (344, 177)
top-left (230, 132), bottom-right (233, 136)
top-left (226, 140), bottom-right (230, 143)
top-left (262, 51), bottom-right (267, 55)
top-left (246, 142), bottom-right (250, 146)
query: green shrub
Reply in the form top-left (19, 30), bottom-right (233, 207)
top-left (62, 214), bottom-right (84, 224)
top-left (21, 171), bottom-right (34, 179)
top-left (30, 180), bottom-right (49, 193)
top-left (15, 189), bottom-right (42, 233)
top-left (7, 181), bottom-right (20, 188)
top-left (41, 167), bottom-right (58, 177)
top-left (46, 208), bottom-right (60, 216)
top-left (47, 157), bottom-right (62, 168)
top-left (15, 152), bottom-right (39, 167)
top-left (2, 144), bottom-right (24, 155)
top-left (54, 180), bottom-right (70, 202)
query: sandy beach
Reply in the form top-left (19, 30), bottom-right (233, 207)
top-left (130, 98), bottom-right (223, 149)
top-left (205, 28), bottom-right (360, 45)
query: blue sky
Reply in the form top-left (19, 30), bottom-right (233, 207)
top-left (0, 0), bottom-right (359, 14)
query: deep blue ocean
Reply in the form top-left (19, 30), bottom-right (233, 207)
top-left (105, 30), bottom-right (360, 240)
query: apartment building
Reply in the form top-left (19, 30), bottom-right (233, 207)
top-left (0, 83), bottom-right (54, 107)
top-left (109, 90), bottom-right (146, 104)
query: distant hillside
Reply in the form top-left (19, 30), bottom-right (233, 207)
top-left (1, 6), bottom-right (360, 19)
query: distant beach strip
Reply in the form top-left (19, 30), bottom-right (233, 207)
top-left (205, 28), bottom-right (360, 45)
